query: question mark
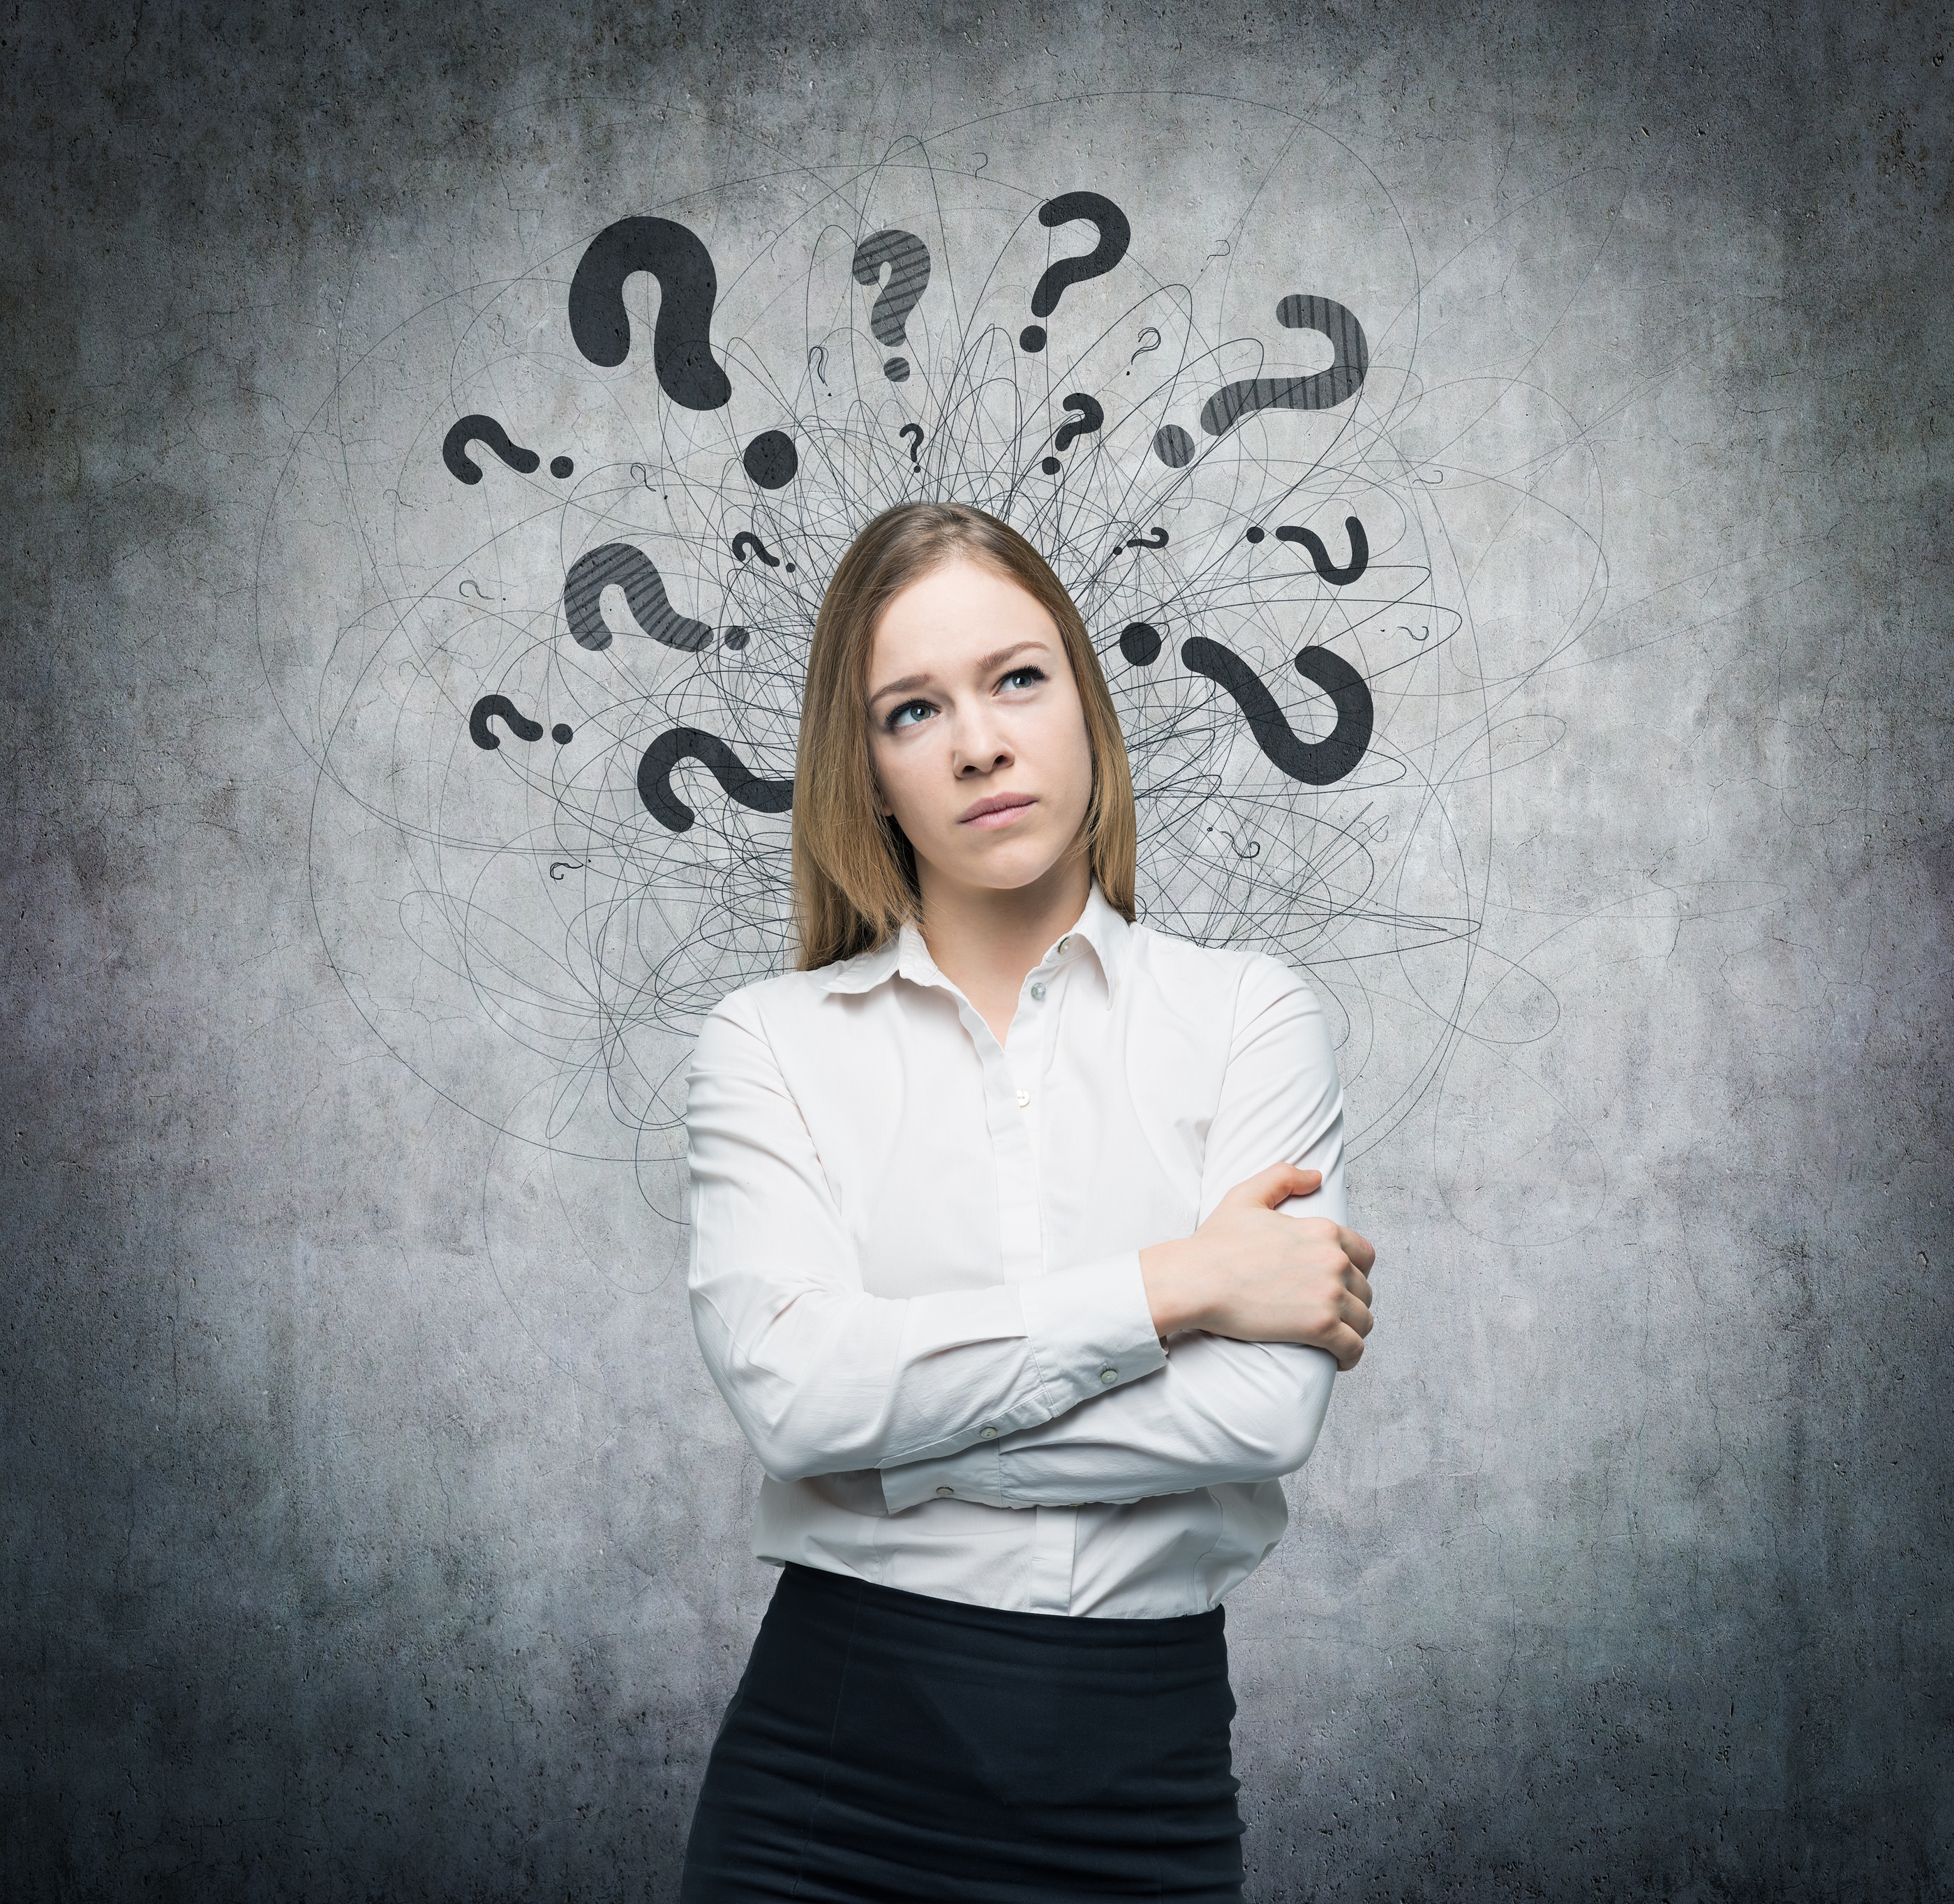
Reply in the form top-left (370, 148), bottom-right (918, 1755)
top-left (1180, 638), bottom-right (1373, 785)
top-left (1041, 393), bottom-right (1105, 475)
top-left (1242, 516), bottom-right (1368, 586)
top-left (808, 344), bottom-right (828, 386)
top-left (637, 728), bottom-right (796, 832)
top-left (562, 544), bottom-right (715, 653)
top-left (1020, 193), bottom-right (1132, 352)
top-left (443, 416), bottom-right (539, 483)
top-left (851, 230), bottom-right (932, 382)
top-left (731, 532), bottom-right (780, 567)
top-left (900, 423), bottom-right (924, 467)
top-left (1129, 325), bottom-right (1162, 364)
top-left (1152, 296), bottom-right (1370, 467)
top-left (567, 217), bottom-right (733, 407)
top-left (1124, 527), bottom-right (1169, 550)
top-left (468, 695), bottom-right (544, 750)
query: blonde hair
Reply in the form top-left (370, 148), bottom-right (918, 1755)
top-left (791, 502), bottom-right (1137, 971)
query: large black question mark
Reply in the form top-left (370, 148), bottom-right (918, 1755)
top-left (562, 544), bottom-right (715, 653)
top-left (851, 230), bottom-right (932, 382)
top-left (637, 729), bottom-right (795, 832)
top-left (1179, 639), bottom-right (1373, 785)
top-left (1154, 295), bottom-right (1369, 467)
top-left (1020, 193), bottom-right (1131, 352)
top-left (1041, 393), bottom-right (1105, 475)
top-left (569, 217), bottom-right (796, 486)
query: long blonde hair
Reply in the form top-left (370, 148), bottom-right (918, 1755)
top-left (791, 502), bottom-right (1137, 971)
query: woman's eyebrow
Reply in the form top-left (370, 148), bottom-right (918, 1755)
top-left (867, 640), bottom-right (1048, 707)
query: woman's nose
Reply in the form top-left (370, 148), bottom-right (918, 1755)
top-left (951, 712), bottom-right (1013, 774)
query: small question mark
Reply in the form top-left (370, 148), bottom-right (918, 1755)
top-left (808, 344), bottom-right (828, 386)
top-left (1041, 393), bottom-right (1104, 475)
top-left (900, 423), bottom-right (924, 467)
top-left (1020, 193), bottom-right (1131, 352)
top-left (1123, 528), bottom-right (1169, 550)
top-left (469, 696), bottom-right (574, 750)
top-left (851, 230), bottom-right (932, 382)
top-left (443, 416), bottom-right (539, 483)
top-left (1129, 325), bottom-right (1162, 365)
top-left (731, 532), bottom-right (785, 568)
top-left (562, 544), bottom-right (715, 653)
top-left (1243, 516), bottom-right (1368, 586)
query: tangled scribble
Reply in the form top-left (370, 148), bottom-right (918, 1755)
top-left (258, 112), bottom-right (1608, 1221)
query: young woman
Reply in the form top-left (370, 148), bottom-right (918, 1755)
top-left (678, 502), bottom-right (1377, 1901)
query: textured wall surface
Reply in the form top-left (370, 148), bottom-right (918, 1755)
top-left (3, 2), bottom-right (1950, 1898)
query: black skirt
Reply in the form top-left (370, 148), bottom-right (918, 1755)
top-left (679, 1562), bottom-right (1245, 1902)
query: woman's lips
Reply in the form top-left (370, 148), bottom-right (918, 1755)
top-left (960, 795), bottom-right (1036, 827)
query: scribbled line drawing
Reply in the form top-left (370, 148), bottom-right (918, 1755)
top-left (638, 729), bottom-right (795, 832)
top-left (1020, 192), bottom-right (1131, 352)
top-left (1245, 515), bottom-right (1369, 585)
top-left (1154, 294), bottom-right (1369, 467)
top-left (852, 230), bottom-right (932, 382)
top-left (1181, 639), bottom-right (1373, 785)
top-left (562, 543), bottom-right (714, 653)
top-left (443, 414), bottom-right (539, 483)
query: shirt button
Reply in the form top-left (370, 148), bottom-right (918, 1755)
top-left (1016, 1088), bottom-right (1030, 1108)
top-left (1057, 936), bottom-right (1072, 954)
top-left (979, 1425), bottom-right (998, 1439)
top-left (1099, 1367), bottom-right (1118, 1386)
top-left (1029, 982), bottom-right (1046, 1001)
top-left (935, 1485), bottom-right (955, 1497)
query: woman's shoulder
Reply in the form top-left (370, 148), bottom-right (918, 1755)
top-left (698, 943), bottom-right (892, 1033)
top-left (1127, 916), bottom-right (1319, 1004)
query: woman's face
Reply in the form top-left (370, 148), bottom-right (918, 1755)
top-left (865, 555), bottom-right (1094, 904)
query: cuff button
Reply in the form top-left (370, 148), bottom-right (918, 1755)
top-left (1098, 1367), bottom-right (1118, 1386)
top-left (979, 1425), bottom-right (998, 1439)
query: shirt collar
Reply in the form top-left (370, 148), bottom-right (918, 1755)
top-left (816, 876), bottom-right (1131, 1000)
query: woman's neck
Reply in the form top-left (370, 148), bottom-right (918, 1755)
top-left (915, 855), bottom-right (1093, 1045)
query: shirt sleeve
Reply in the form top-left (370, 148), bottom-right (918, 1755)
top-left (879, 952), bottom-right (1347, 1512)
top-left (684, 990), bottom-right (1168, 1485)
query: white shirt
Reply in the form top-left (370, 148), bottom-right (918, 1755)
top-left (683, 877), bottom-right (1348, 1619)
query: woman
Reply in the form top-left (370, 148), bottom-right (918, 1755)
top-left (678, 502), bottom-right (1377, 1901)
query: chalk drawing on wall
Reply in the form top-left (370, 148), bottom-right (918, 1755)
top-left (256, 103), bottom-right (1615, 1256)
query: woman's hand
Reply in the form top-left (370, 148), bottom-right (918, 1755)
top-left (1138, 1164), bottom-right (1377, 1370)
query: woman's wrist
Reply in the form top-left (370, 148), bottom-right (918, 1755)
top-left (1139, 1236), bottom-right (1209, 1338)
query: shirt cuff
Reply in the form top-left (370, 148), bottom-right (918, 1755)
top-left (1017, 1248), bottom-right (1170, 1417)
top-left (877, 1252), bottom-right (1169, 1515)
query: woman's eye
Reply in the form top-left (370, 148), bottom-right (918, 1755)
top-left (1000, 666), bottom-right (1046, 691)
top-left (886, 699), bottom-right (933, 730)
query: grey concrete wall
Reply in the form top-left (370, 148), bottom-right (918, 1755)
top-left (3, 2), bottom-right (1949, 1897)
